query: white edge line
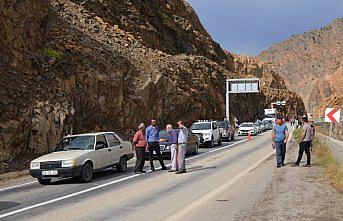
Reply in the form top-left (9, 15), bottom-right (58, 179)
top-left (0, 137), bottom-right (251, 219)
top-left (0, 181), bottom-right (38, 192)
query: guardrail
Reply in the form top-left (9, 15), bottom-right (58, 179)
top-left (317, 133), bottom-right (343, 163)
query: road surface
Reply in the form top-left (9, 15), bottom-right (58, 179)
top-left (0, 131), bottom-right (277, 221)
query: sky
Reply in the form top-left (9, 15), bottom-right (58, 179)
top-left (187, 0), bottom-right (343, 55)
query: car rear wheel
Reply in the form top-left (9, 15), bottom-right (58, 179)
top-left (79, 162), bottom-right (93, 183)
top-left (37, 178), bottom-right (51, 185)
top-left (117, 156), bottom-right (127, 172)
top-left (210, 137), bottom-right (215, 148)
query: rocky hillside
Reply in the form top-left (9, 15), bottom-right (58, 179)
top-left (259, 18), bottom-right (343, 113)
top-left (0, 0), bottom-right (304, 171)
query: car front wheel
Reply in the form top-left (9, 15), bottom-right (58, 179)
top-left (37, 178), bottom-right (51, 185)
top-left (79, 162), bottom-right (93, 183)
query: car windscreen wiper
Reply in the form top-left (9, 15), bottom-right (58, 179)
top-left (68, 147), bottom-right (84, 150)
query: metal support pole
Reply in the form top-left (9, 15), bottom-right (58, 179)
top-left (226, 80), bottom-right (230, 121)
top-left (328, 122), bottom-right (333, 148)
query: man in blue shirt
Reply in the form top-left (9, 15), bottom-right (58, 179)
top-left (272, 116), bottom-right (289, 168)
top-left (146, 119), bottom-right (167, 171)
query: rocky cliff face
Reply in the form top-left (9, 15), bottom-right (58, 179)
top-left (259, 18), bottom-right (343, 113)
top-left (231, 54), bottom-right (305, 117)
top-left (0, 0), bottom-right (304, 171)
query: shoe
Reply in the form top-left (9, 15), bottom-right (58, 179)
top-left (151, 166), bottom-right (155, 171)
top-left (161, 166), bottom-right (168, 170)
top-left (135, 171), bottom-right (142, 174)
top-left (277, 165), bottom-right (282, 168)
top-left (291, 164), bottom-right (299, 167)
top-left (175, 170), bottom-right (186, 174)
top-left (282, 163), bottom-right (286, 166)
top-left (140, 171), bottom-right (146, 173)
top-left (303, 164), bottom-right (311, 167)
top-left (168, 170), bottom-right (176, 172)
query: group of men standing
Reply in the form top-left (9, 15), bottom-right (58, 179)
top-left (272, 115), bottom-right (315, 168)
top-left (132, 119), bottom-right (188, 174)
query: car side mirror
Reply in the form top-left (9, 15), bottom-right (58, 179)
top-left (95, 142), bottom-right (105, 150)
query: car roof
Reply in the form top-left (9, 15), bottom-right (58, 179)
top-left (65, 132), bottom-right (116, 137)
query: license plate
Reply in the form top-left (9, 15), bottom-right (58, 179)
top-left (42, 170), bottom-right (58, 176)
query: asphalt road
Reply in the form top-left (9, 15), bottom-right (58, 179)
top-left (0, 131), bottom-right (277, 221)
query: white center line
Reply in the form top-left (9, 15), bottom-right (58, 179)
top-left (0, 137), bottom-right (251, 219)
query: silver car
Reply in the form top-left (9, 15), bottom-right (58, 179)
top-left (29, 132), bottom-right (134, 184)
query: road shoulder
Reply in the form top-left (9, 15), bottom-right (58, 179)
top-left (235, 133), bottom-right (343, 221)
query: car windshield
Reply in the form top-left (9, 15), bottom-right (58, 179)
top-left (55, 136), bottom-right (95, 151)
top-left (191, 123), bottom-right (211, 130)
top-left (216, 121), bottom-right (228, 129)
top-left (240, 123), bottom-right (253, 127)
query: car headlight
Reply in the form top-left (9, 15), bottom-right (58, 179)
top-left (165, 146), bottom-right (171, 150)
top-left (30, 162), bottom-right (40, 169)
top-left (203, 133), bottom-right (211, 137)
top-left (61, 160), bottom-right (76, 168)
top-left (250, 129), bottom-right (255, 131)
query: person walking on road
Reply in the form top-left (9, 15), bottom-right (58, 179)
top-left (176, 121), bottom-right (188, 174)
top-left (293, 116), bottom-right (312, 167)
top-left (165, 124), bottom-right (178, 172)
top-left (146, 119), bottom-right (168, 171)
top-left (132, 123), bottom-right (147, 174)
top-left (272, 116), bottom-right (289, 168)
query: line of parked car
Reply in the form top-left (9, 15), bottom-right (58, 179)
top-left (238, 119), bottom-right (274, 136)
top-left (28, 119), bottom-right (237, 185)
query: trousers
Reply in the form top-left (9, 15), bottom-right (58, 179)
top-left (178, 144), bottom-right (187, 171)
top-left (275, 141), bottom-right (286, 166)
top-left (148, 142), bottom-right (166, 168)
top-left (134, 147), bottom-right (145, 172)
top-left (296, 141), bottom-right (311, 165)
top-left (170, 144), bottom-right (178, 171)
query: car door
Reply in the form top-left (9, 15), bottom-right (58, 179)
top-left (95, 134), bottom-right (111, 169)
top-left (105, 133), bottom-right (122, 164)
top-left (212, 122), bottom-right (219, 141)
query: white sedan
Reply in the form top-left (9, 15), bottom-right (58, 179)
top-left (29, 132), bottom-right (134, 184)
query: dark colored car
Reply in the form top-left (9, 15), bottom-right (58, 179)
top-left (216, 120), bottom-right (235, 141)
top-left (145, 129), bottom-right (199, 160)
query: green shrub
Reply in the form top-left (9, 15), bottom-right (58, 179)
top-left (44, 48), bottom-right (62, 60)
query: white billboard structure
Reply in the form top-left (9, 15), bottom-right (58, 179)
top-left (226, 78), bottom-right (260, 121)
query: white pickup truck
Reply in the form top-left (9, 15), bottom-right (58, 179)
top-left (190, 121), bottom-right (222, 148)
top-left (29, 132), bottom-right (134, 184)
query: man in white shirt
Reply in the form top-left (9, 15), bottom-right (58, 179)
top-left (176, 121), bottom-right (188, 174)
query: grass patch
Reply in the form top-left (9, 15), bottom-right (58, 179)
top-left (293, 128), bottom-right (302, 143)
top-left (314, 138), bottom-right (343, 191)
top-left (43, 48), bottom-right (62, 60)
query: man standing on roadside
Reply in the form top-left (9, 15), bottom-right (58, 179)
top-left (293, 116), bottom-right (312, 167)
top-left (176, 121), bottom-right (188, 174)
top-left (166, 124), bottom-right (178, 172)
top-left (272, 116), bottom-right (289, 168)
top-left (146, 119), bottom-right (168, 171)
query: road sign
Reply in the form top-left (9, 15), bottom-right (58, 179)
top-left (226, 78), bottom-right (260, 121)
top-left (325, 108), bottom-right (340, 124)
top-left (227, 78), bottom-right (260, 94)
